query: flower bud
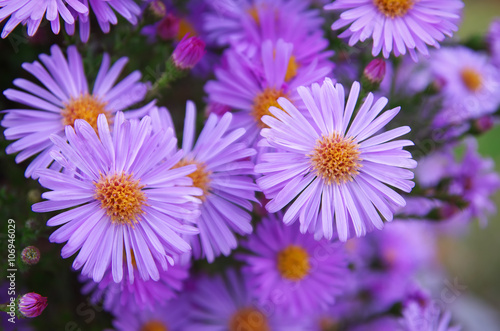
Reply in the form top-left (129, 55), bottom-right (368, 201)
top-left (157, 14), bottom-right (180, 40)
top-left (18, 293), bottom-right (47, 318)
top-left (172, 35), bottom-right (206, 70)
top-left (363, 58), bottom-right (386, 84)
top-left (149, 0), bottom-right (167, 18)
top-left (21, 246), bottom-right (40, 265)
top-left (472, 115), bottom-right (494, 134)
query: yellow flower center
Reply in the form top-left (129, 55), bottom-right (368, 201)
top-left (140, 320), bottom-right (168, 331)
top-left (177, 18), bottom-right (197, 40)
top-left (61, 93), bottom-right (110, 132)
top-left (309, 133), bottom-right (362, 185)
top-left (461, 67), bottom-right (483, 92)
top-left (251, 88), bottom-right (288, 128)
top-left (94, 172), bottom-right (147, 226)
top-left (277, 245), bottom-right (311, 281)
top-left (174, 159), bottom-right (211, 200)
top-left (229, 307), bottom-right (270, 331)
top-left (285, 55), bottom-right (299, 81)
top-left (374, 0), bottom-right (414, 18)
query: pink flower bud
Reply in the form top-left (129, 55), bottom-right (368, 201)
top-left (157, 14), bottom-right (180, 40)
top-left (18, 293), bottom-right (47, 318)
top-left (21, 246), bottom-right (40, 265)
top-left (172, 35), bottom-right (206, 70)
top-left (364, 58), bottom-right (386, 84)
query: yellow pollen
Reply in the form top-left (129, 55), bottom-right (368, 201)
top-left (62, 93), bottom-right (110, 132)
top-left (247, 6), bottom-right (260, 24)
top-left (174, 159), bottom-right (211, 200)
top-left (94, 172), bottom-right (147, 226)
top-left (229, 307), bottom-right (270, 331)
top-left (374, 0), bottom-right (414, 18)
top-left (309, 133), bottom-right (362, 185)
top-left (177, 18), bottom-right (197, 40)
top-left (461, 67), bottom-right (483, 92)
top-left (251, 88), bottom-right (288, 128)
top-left (285, 55), bottom-right (299, 81)
top-left (277, 245), bottom-right (311, 281)
top-left (140, 320), bottom-right (168, 331)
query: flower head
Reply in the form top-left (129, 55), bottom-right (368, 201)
top-left (189, 270), bottom-right (307, 330)
top-left (153, 102), bottom-right (258, 262)
top-left (172, 35), bottom-right (207, 70)
top-left (255, 79), bottom-right (416, 241)
top-left (325, 0), bottom-right (464, 61)
top-left (205, 38), bottom-right (330, 146)
top-left (238, 213), bottom-right (349, 317)
top-left (18, 293), bottom-right (47, 318)
top-left (1, 45), bottom-right (152, 179)
top-left (431, 47), bottom-right (500, 128)
top-left (32, 113), bottom-right (202, 283)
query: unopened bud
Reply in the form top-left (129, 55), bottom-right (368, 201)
top-left (172, 35), bottom-right (206, 70)
top-left (21, 246), bottom-right (40, 265)
top-left (18, 293), bottom-right (47, 318)
top-left (363, 58), bottom-right (386, 84)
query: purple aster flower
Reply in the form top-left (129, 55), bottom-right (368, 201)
top-left (205, 38), bottom-right (330, 146)
top-left (1, 44), bottom-right (151, 179)
top-left (155, 102), bottom-right (258, 262)
top-left (189, 269), bottom-right (307, 330)
top-left (0, 0), bottom-right (88, 38)
top-left (431, 47), bottom-right (500, 128)
top-left (488, 18), bottom-right (500, 68)
top-left (325, 0), bottom-right (464, 61)
top-left (255, 78), bottom-right (416, 241)
top-left (18, 292), bottom-right (48, 318)
top-left (81, 254), bottom-right (191, 314)
top-left (65, 0), bottom-right (141, 42)
top-left (32, 112), bottom-right (202, 283)
top-left (401, 300), bottom-right (461, 331)
top-left (238, 212), bottom-right (349, 317)
top-left (112, 295), bottom-right (190, 331)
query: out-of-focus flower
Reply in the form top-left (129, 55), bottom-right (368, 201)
top-left (238, 213), bottom-right (349, 317)
top-left (205, 39), bottom-right (330, 146)
top-left (189, 270), bottom-right (307, 330)
top-left (255, 79), bottom-right (416, 241)
top-left (156, 102), bottom-right (258, 262)
top-left (172, 35), bottom-right (206, 70)
top-left (0, 0), bottom-right (88, 39)
top-left (32, 113), bottom-right (202, 283)
top-left (18, 293), bottom-right (47, 318)
top-left (21, 246), bottom-right (40, 265)
top-left (364, 59), bottom-right (386, 84)
top-left (488, 18), bottom-right (500, 67)
top-left (112, 294), bottom-right (190, 331)
top-left (431, 47), bottom-right (500, 128)
top-left (1, 45), bottom-right (152, 179)
top-left (325, 0), bottom-right (464, 61)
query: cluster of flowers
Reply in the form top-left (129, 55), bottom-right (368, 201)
top-left (1, 0), bottom-right (500, 330)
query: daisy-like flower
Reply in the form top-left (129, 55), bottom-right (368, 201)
top-left (255, 78), bottom-right (417, 241)
top-left (153, 102), bottom-right (258, 262)
top-left (65, 0), bottom-right (141, 42)
top-left (0, 0), bottom-right (88, 38)
top-left (205, 38), bottom-right (330, 146)
top-left (1, 45), bottom-right (151, 179)
top-left (81, 254), bottom-right (191, 314)
top-left (431, 47), bottom-right (500, 128)
top-left (189, 269), bottom-right (307, 330)
top-left (32, 113), bottom-right (201, 282)
top-left (112, 295), bottom-right (190, 331)
top-left (238, 212), bottom-right (349, 317)
top-left (324, 0), bottom-right (464, 61)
